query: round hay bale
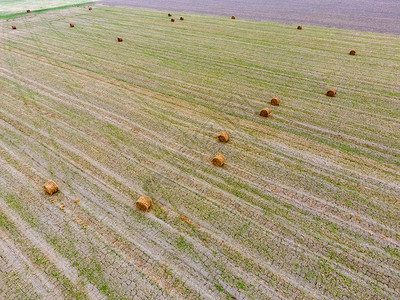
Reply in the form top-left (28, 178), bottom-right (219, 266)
top-left (43, 180), bottom-right (58, 195)
top-left (136, 195), bottom-right (152, 211)
top-left (270, 97), bottom-right (280, 106)
top-left (171, 18), bottom-right (175, 22)
top-left (27, 9), bottom-right (31, 13)
top-left (260, 107), bottom-right (271, 117)
top-left (297, 25), bottom-right (302, 30)
top-left (89, 7), bottom-right (92, 11)
top-left (326, 88), bottom-right (337, 97)
top-left (218, 131), bottom-right (230, 142)
top-left (168, 13), bottom-right (172, 17)
top-left (231, 16), bottom-right (236, 19)
top-left (212, 153), bottom-right (226, 167)
top-left (11, 26), bottom-right (16, 30)
top-left (349, 50), bottom-right (356, 55)
top-left (70, 23), bottom-right (74, 28)
top-left (180, 17), bottom-right (184, 21)
top-left (117, 37), bottom-right (123, 42)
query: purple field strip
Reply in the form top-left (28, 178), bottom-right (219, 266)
top-left (100, 0), bottom-right (400, 34)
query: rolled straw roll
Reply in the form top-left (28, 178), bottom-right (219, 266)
top-left (43, 180), bottom-right (58, 195)
top-left (326, 89), bottom-right (337, 97)
top-left (218, 131), bottom-right (230, 142)
top-left (260, 107), bottom-right (271, 117)
top-left (212, 153), bottom-right (226, 167)
top-left (136, 195), bottom-right (152, 211)
top-left (270, 97), bottom-right (280, 106)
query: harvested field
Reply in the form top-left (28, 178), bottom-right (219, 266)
top-left (0, 5), bottom-right (400, 299)
top-left (101, 0), bottom-right (400, 35)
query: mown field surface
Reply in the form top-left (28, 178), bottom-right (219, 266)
top-left (102, 0), bottom-right (400, 35)
top-left (0, 5), bottom-right (400, 299)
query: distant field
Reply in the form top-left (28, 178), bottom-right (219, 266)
top-left (0, 5), bottom-right (400, 299)
top-left (102, 0), bottom-right (400, 34)
top-left (0, 0), bottom-right (94, 17)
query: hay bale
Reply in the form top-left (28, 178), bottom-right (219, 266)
top-left (27, 9), bottom-right (31, 13)
top-left (180, 17), bottom-right (184, 21)
top-left (297, 25), bottom-right (302, 30)
top-left (59, 205), bottom-right (65, 210)
top-left (349, 50), bottom-right (356, 55)
top-left (43, 180), bottom-right (58, 195)
top-left (168, 13), bottom-right (172, 17)
top-left (70, 23), bottom-right (74, 28)
top-left (218, 131), bottom-right (230, 142)
top-left (88, 7), bottom-right (92, 11)
top-left (136, 195), bottom-right (152, 211)
top-left (326, 88), bottom-right (337, 97)
top-left (171, 18), bottom-right (175, 22)
top-left (270, 97), bottom-right (280, 106)
top-left (11, 26), bottom-right (16, 30)
top-left (74, 199), bottom-right (80, 203)
top-left (117, 37), bottom-right (123, 42)
top-left (231, 16), bottom-right (236, 19)
top-left (212, 153), bottom-right (226, 167)
top-left (260, 107), bottom-right (271, 117)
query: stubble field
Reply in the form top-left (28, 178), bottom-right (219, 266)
top-left (101, 0), bottom-right (400, 35)
top-left (0, 5), bottom-right (400, 299)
